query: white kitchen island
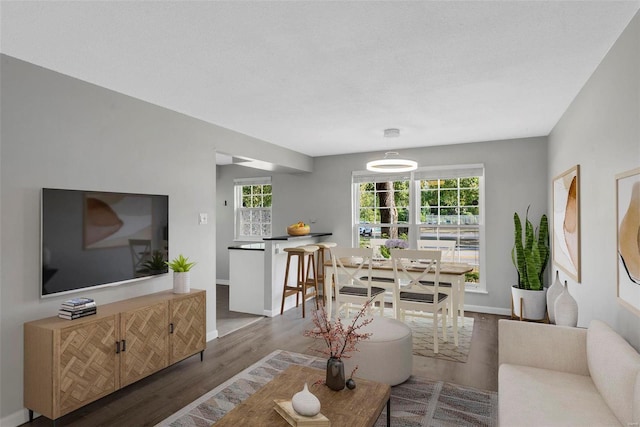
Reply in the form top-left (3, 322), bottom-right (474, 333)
top-left (228, 233), bottom-right (333, 317)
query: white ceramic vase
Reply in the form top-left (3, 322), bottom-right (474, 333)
top-left (554, 280), bottom-right (578, 327)
top-left (173, 272), bottom-right (191, 294)
top-left (546, 270), bottom-right (563, 324)
top-left (291, 383), bottom-right (321, 417)
top-left (511, 286), bottom-right (547, 321)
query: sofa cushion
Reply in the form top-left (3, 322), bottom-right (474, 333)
top-left (499, 364), bottom-right (622, 426)
top-left (587, 320), bottom-right (640, 425)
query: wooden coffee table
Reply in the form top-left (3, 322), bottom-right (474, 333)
top-left (215, 364), bottom-right (391, 426)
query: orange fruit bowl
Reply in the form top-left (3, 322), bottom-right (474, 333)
top-left (287, 225), bottom-right (311, 236)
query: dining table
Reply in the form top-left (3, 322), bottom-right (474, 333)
top-left (323, 258), bottom-right (474, 347)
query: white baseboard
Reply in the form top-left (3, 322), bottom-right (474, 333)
top-left (464, 304), bottom-right (511, 316)
top-left (216, 279), bottom-right (229, 285)
top-left (2, 408), bottom-right (31, 427)
top-left (207, 330), bottom-right (219, 341)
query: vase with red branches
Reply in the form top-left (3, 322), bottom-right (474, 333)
top-left (304, 300), bottom-right (373, 391)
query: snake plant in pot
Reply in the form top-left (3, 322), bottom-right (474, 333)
top-left (511, 207), bottom-right (549, 320)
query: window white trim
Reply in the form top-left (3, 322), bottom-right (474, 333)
top-left (234, 177), bottom-right (272, 241)
top-left (413, 163), bottom-right (484, 180)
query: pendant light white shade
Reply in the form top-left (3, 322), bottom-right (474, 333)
top-left (366, 151), bottom-right (417, 173)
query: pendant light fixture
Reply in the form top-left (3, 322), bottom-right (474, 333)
top-left (366, 129), bottom-right (418, 173)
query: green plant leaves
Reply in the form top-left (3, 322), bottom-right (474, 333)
top-left (512, 208), bottom-right (549, 290)
top-left (166, 254), bottom-right (196, 272)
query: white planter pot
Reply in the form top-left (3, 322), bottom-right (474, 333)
top-left (511, 286), bottom-right (547, 321)
top-left (173, 272), bottom-right (191, 294)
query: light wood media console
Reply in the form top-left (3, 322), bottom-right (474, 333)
top-left (24, 289), bottom-right (206, 424)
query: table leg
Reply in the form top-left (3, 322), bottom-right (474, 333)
top-left (324, 263), bottom-right (332, 319)
top-left (450, 275), bottom-right (459, 347)
top-left (458, 275), bottom-right (466, 321)
top-left (386, 397), bottom-right (391, 426)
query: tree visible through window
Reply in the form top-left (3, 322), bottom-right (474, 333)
top-left (234, 178), bottom-right (272, 239)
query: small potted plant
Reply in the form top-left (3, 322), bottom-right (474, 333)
top-left (142, 251), bottom-right (168, 274)
top-left (304, 300), bottom-right (373, 391)
top-left (511, 207), bottom-right (549, 320)
top-left (166, 254), bottom-right (196, 294)
top-left (379, 238), bottom-right (409, 259)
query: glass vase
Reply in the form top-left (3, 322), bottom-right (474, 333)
top-left (326, 357), bottom-right (345, 391)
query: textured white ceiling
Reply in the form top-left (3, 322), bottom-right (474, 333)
top-left (1, 1), bottom-right (639, 157)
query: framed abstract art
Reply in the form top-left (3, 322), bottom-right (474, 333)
top-left (553, 165), bottom-right (581, 282)
top-left (616, 167), bottom-right (640, 315)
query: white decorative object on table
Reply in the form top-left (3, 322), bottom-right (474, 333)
top-left (291, 383), bottom-right (321, 417)
top-left (546, 270), bottom-right (563, 324)
top-left (554, 280), bottom-right (578, 327)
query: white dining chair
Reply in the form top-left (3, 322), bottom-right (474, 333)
top-left (416, 239), bottom-right (456, 262)
top-left (416, 240), bottom-right (462, 322)
top-left (369, 238), bottom-right (388, 260)
top-left (391, 249), bottom-right (456, 354)
top-left (331, 246), bottom-right (386, 319)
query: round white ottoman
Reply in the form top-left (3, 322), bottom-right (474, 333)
top-left (342, 316), bottom-right (412, 386)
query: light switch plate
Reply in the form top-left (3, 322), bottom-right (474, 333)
top-left (199, 213), bottom-right (208, 225)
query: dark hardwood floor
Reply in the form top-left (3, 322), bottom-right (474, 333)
top-left (21, 301), bottom-right (505, 427)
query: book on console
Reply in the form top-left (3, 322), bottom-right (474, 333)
top-left (60, 301), bottom-right (96, 310)
top-left (61, 297), bottom-right (95, 307)
top-left (58, 310), bottom-right (97, 320)
top-left (58, 307), bottom-right (97, 316)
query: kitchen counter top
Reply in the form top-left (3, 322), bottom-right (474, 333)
top-left (263, 232), bottom-right (332, 241)
top-left (228, 243), bottom-right (265, 251)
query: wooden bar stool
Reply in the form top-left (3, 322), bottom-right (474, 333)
top-left (280, 245), bottom-right (320, 318)
top-left (315, 242), bottom-right (337, 302)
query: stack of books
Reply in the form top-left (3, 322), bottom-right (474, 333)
top-left (58, 297), bottom-right (97, 320)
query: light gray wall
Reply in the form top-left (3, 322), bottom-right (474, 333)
top-left (0, 55), bottom-right (312, 425)
top-left (217, 137), bottom-right (549, 314)
top-left (549, 12), bottom-right (640, 348)
top-left (216, 165), bottom-right (273, 280)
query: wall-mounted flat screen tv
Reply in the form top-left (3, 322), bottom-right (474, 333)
top-left (41, 188), bottom-right (169, 297)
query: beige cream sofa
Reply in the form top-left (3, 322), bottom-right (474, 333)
top-left (498, 319), bottom-right (640, 427)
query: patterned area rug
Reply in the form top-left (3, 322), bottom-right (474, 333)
top-left (406, 315), bottom-right (475, 363)
top-left (156, 350), bottom-right (497, 427)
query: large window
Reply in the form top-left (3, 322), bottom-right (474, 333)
top-left (353, 165), bottom-right (484, 290)
top-left (234, 177), bottom-right (272, 240)
top-left (358, 178), bottom-right (410, 240)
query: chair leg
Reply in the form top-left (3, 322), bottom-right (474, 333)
top-left (300, 255), bottom-right (306, 318)
top-left (307, 253), bottom-right (319, 310)
top-left (433, 310), bottom-right (439, 354)
top-left (442, 307), bottom-right (448, 343)
top-left (296, 256), bottom-right (303, 308)
top-left (452, 307), bottom-right (459, 347)
top-left (317, 249), bottom-right (325, 302)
